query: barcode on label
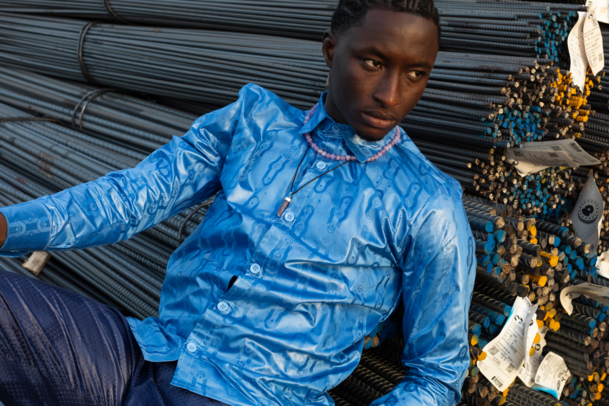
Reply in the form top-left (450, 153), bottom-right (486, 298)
top-left (549, 153), bottom-right (558, 158)
top-left (599, 53), bottom-right (604, 62)
top-left (551, 146), bottom-right (561, 151)
top-left (513, 151), bottom-right (523, 157)
top-left (570, 143), bottom-right (583, 153)
top-left (489, 346), bottom-right (500, 356)
top-left (491, 376), bottom-right (504, 388)
top-left (506, 364), bottom-right (514, 374)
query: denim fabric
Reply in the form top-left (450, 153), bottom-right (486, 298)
top-left (0, 84), bottom-right (476, 406)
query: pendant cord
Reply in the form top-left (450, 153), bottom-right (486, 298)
top-left (288, 145), bottom-right (352, 198)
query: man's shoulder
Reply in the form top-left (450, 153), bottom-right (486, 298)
top-left (237, 83), bottom-right (304, 122)
top-left (392, 132), bottom-right (463, 206)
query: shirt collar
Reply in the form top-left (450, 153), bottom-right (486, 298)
top-left (299, 92), bottom-right (398, 163)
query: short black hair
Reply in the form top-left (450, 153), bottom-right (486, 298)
top-left (331, 0), bottom-right (441, 42)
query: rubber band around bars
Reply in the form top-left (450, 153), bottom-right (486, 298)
top-left (102, 0), bottom-right (129, 23)
top-left (71, 88), bottom-right (121, 132)
top-left (77, 22), bottom-right (99, 84)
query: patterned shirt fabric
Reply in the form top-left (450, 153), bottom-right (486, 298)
top-left (0, 84), bottom-right (476, 406)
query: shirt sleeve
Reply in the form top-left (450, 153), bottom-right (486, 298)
top-left (371, 181), bottom-right (476, 406)
top-left (0, 84), bottom-right (261, 257)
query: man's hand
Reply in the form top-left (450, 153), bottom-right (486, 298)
top-left (0, 212), bottom-right (6, 248)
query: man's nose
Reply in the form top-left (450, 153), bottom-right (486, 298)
top-left (373, 71), bottom-right (402, 109)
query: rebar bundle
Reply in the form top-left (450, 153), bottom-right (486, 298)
top-left (0, 0), bottom-right (588, 63)
top-left (0, 13), bottom-right (328, 109)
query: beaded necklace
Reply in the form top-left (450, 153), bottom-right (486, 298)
top-left (276, 103), bottom-right (401, 217)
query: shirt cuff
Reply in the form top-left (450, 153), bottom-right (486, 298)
top-left (0, 201), bottom-right (52, 253)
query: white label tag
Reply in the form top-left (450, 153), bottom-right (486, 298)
top-left (523, 304), bottom-right (539, 368)
top-left (584, 10), bottom-right (606, 75)
top-left (505, 140), bottom-right (600, 176)
top-left (519, 326), bottom-right (548, 387)
top-left (596, 250), bottom-right (609, 279)
top-left (586, 0), bottom-right (609, 24)
top-left (560, 282), bottom-right (609, 314)
top-left (568, 12), bottom-right (589, 92)
top-left (571, 172), bottom-right (604, 252)
top-left (478, 297), bottom-right (536, 391)
top-left (534, 352), bottom-right (572, 399)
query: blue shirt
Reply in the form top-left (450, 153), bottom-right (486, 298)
top-left (0, 84), bottom-right (475, 406)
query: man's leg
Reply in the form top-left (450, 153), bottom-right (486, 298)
top-left (124, 361), bottom-right (230, 406)
top-left (0, 269), bottom-right (139, 406)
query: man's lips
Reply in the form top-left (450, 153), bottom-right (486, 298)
top-left (361, 111), bottom-right (397, 129)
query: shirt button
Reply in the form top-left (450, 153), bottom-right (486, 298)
top-left (218, 301), bottom-right (230, 313)
top-left (316, 161), bottom-right (327, 170)
top-left (186, 342), bottom-right (197, 353)
top-left (332, 124), bottom-right (340, 132)
top-left (250, 263), bottom-right (261, 275)
top-left (284, 212), bottom-right (295, 222)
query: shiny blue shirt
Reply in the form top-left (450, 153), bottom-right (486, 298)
top-left (0, 84), bottom-right (475, 406)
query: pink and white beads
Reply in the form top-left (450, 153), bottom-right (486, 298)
top-left (303, 103), bottom-right (400, 163)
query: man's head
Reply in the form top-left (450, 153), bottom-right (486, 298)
top-left (322, 0), bottom-right (440, 142)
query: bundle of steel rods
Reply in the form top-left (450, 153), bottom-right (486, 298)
top-left (0, 0), bottom-right (587, 61)
top-left (0, 13), bottom-right (328, 109)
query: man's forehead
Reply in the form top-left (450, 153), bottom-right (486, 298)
top-left (339, 9), bottom-right (439, 52)
top-left (340, 9), bottom-right (438, 62)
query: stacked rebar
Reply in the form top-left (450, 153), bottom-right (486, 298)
top-left (0, 0), bottom-right (588, 62)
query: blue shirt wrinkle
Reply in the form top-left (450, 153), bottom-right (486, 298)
top-left (0, 84), bottom-right (476, 406)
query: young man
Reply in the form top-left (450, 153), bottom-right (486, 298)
top-left (0, 1), bottom-right (475, 405)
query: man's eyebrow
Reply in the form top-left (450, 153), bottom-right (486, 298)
top-left (358, 46), bottom-right (387, 60)
top-left (358, 46), bottom-right (433, 69)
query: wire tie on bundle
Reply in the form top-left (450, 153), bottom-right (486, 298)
top-left (71, 88), bottom-right (121, 132)
top-left (77, 22), bottom-right (100, 85)
top-left (102, 0), bottom-right (129, 24)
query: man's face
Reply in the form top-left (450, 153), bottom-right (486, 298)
top-left (322, 9), bottom-right (439, 142)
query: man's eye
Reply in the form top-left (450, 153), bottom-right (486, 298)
top-left (365, 60), bottom-right (382, 68)
top-left (407, 71), bottom-right (424, 78)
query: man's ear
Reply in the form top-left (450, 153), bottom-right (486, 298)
top-left (321, 29), bottom-right (336, 69)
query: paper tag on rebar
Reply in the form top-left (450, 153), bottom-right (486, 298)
top-left (596, 250), bottom-right (609, 279)
top-left (533, 352), bottom-right (571, 399)
top-left (586, 0), bottom-right (609, 24)
top-left (522, 305), bottom-right (539, 369)
top-left (518, 326), bottom-right (548, 387)
top-left (505, 139), bottom-right (599, 176)
top-left (568, 12), bottom-right (589, 91)
top-left (560, 282), bottom-right (609, 314)
top-left (571, 172), bottom-right (603, 253)
top-left (584, 10), bottom-right (605, 75)
top-left (478, 297), bottom-right (536, 391)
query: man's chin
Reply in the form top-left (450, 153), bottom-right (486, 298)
top-left (354, 125), bottom-right (396, 143)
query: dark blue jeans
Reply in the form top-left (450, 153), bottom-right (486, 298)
top-left (0, 269), bottom-right (229, 406)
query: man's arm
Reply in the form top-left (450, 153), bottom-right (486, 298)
top-left (0, 85), bottom-right (261, 255)
top-left (371, 182), bottom-right (476, 406)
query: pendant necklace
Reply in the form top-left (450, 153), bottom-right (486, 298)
top-left (276, 103), bottom-right (401, 217)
